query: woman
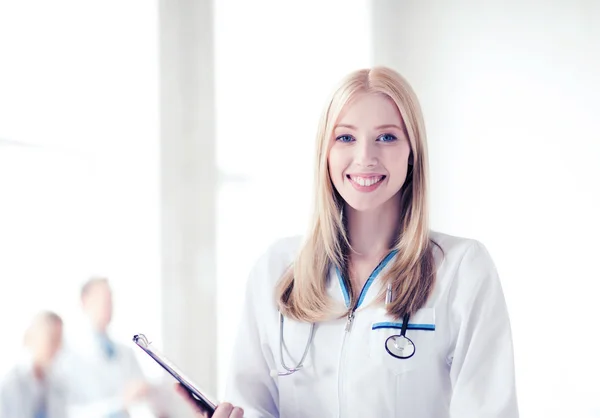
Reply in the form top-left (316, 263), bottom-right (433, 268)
top-left (179, 66), bottom-right (519, 417)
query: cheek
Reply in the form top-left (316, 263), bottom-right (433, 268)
top-left (327, 147), bottom-right (346, 177)
top-left (382, 152), bottom-right (410, 188)
top-left (389, 160), bottom-right (409, 178)
top-left (327, 151), bottom-right (337, 177)
top-left (387, 146), bottom-right (410, 172)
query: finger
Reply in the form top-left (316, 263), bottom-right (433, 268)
top-left (175, 384), bottom-right (208, 415)
top-left (213, 402), bottom-right (234, 418)
top-left (174, 383), bottom-right (189, 398)
top-left (230, 407), bottom-right (245, 418)
top-left (175, 383), bottom-right (198, 402)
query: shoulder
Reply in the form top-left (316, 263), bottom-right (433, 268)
top-left (247, 235), bottom-right (304, 285)
top-left (0, 365), bottom-right (25, 397)
top-left (430, 230), bottom-right (503, 303)
top-left (242, 235), bottom-right (304, 308)
top-left (430, 230), bottom-right (496, 270)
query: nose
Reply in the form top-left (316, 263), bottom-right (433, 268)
top-left (354, 138), bottom-right (378, 168)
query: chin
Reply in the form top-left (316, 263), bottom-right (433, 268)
top-left (343, 198), bottom-right (385, 213)
top-left (341, 189), bottom-right (402, 214)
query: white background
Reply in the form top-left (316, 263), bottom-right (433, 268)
top-left (1, 1), bottom-right (599, 417)
top-left (0, 0), bottom-right (162, 381)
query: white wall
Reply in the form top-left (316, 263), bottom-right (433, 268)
top-left (371, 1), bottom-right (600, 416)
top-left (0, 0), bottom-right (162, 387)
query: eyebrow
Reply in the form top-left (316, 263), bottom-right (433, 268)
top-left (335, 123), bottom-right (403, 131)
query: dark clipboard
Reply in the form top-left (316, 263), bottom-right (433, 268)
top-left (132, 334), bottom-right (217, 416)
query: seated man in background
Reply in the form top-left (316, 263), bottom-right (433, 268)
top-left (0, 310), bottom-right (67, 418)
top-left (57, 277), bottom-right (167, 418)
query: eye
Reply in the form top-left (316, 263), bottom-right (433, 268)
top-left (377, 133), bottom-right (397, 142)
top-left (336, 135), bottom-right (355, 143)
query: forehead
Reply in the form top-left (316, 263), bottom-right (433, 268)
top-left (86, 281), bottom-right (111, 297)
top-left (33, 318), bottom-right (63, 335)
top-left (336, 92), bottom-right (403, 128)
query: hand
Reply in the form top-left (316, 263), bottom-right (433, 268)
top-left (175, 384), bottom-right (244, 418)
top-left (123, 380), bottom-right (150, 407)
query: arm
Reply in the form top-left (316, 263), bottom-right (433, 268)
top-left (448, 241), bottom-right (519, 418)
top-left (224, 267), bottom-right (279, 418)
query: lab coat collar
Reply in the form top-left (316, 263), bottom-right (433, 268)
top-left (328, 249), bottom-right (398, 310)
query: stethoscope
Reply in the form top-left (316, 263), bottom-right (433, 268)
top-left (273, 311), bottom-right (315, 377)
top-left (383, 283), bottom-right (415, 359)
top-left (274, 283), bottom-right (414, 377)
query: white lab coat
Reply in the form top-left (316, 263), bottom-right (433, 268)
top-left (0, 354), bottom-right (67, 418)
top-left (225, 231), bottom-right (519, 417)
top-left (55, 323), bottom-right (145, 418)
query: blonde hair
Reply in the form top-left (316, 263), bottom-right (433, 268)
top-left (276, 67), bottom-right (438, 322)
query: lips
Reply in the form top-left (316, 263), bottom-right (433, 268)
top-left (346, 174), bottom-right (385, 186)
top-left (345, 174), bottom-right (387, 193)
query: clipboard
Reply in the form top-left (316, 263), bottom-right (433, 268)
top-left (132, 334), bottom-right (217, 416)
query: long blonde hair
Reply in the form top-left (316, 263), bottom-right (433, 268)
top-left (276, 67), bottom-right (438, 322)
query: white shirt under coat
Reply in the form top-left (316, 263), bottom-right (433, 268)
top-left (224, 231), bottom-right (520, 417)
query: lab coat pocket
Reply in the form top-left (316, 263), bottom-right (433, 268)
top-left (368, 307), bottom-right (436, 375)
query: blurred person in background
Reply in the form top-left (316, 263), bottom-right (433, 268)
top-left (0, 310), bottom-right (67, 418)
top-left (57, 277), bottom-right (168, 418)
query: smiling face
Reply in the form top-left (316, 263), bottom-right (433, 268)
top-left (327, 92), bottom-right (412, 213)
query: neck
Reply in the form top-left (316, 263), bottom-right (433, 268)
top-left (32, 363), bottom-right (47, 381)
top-left (88, 317), bottom-right (107, 335)
top-left (344, 197), bottom-right (401, 259)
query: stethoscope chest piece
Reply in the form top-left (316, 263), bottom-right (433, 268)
top-left (385, 334), bottom-right (415, 359)
top-left (384, 311), bottom-right (415, 359)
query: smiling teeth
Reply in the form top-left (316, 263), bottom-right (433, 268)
top-left (350, 176), bottom-right (383, 186)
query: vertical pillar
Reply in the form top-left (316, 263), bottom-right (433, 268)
top-left (159, 0), bottom-right (216, 414)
